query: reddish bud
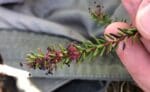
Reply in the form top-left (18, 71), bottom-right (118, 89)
top-left (67, 43), bottom-right (80, 60)
top-left (67, 43), bottom-right (78, 52)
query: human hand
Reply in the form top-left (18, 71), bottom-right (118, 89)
top-left (105, 0), bottom-right (150, 91)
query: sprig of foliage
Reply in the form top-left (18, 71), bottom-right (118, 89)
top-left (22, 27), bottom-right (139, 74)
top-left (21, 1), bottom-right (140, 74)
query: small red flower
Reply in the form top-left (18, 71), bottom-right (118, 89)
top-left (56, 51), bottom-right (63, 58)
top-left (67, 43), bottom-right (80, 60)
top-left (69, 51), bottom-right (80, 60)
top-left (52, 51), bottom-right (63, 63)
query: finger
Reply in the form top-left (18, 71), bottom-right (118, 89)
top-left (104, 22), bottom-right (129, 41)
top-left (141, 38), bottom-right (150, 53)
top-left (136, 0), bottom-right (150, 40)
top-left (104, 22), bottom-right (130, 35)
top-left (105, 22), bottom-right (150, 92)
top-left (138, 0), bottom-right (150, 10)
top-left (121, 0), bottom-right (142, 24)
top-left (117, 38), bottom-right (150, 92)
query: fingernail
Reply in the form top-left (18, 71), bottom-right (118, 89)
top-left (116, 41), bottom-right (129, 62)
top-left (116, 41), bottom-right (125, 54)
top-left (116, 39), bottom-right (134, 56)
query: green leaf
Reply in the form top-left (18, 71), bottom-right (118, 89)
top-left (93, 48), bottom-right (99, 57)
top-left (105, 34), bottom-right (115, 40)
top-left (86, 40), bottom-right (93, 45)
top-left (100, 47), bottom-right (106, 56)
top-left (97, 44), bottom-right (103, 48)
top-left (120, 28), bottom-right (129, 35)
top-left (93, 37), bottom-right (100, 44)
top-left (118, 30), bottom-right (125, 36)
top-left (113, 43), bottom-right (118, 50)
top-left (85, 48), bottom-right (92, 53)
top-left (58, 44), bottom-right (65, 51)
top-left (107, 43), bottom-right (113, 54)
top-left (78, 52), bottom-right (85, 63)
top-left (98, 37), bottom-right (106, 43)
top-left (65, 58), bottom-right (70, 64)
top-left (76, 45), bottom-right (83, 50)
top-left (26, 58), bottom-right (34, 63)
top-left (82, 51), bottom-right (86, 60)
top-left (26, 54), bottom-right (37, 60)
top-left (109, 33), bottom-right (121, 38)
top-left (37, 54), bottom-right (44, 58)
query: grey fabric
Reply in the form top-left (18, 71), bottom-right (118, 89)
top-left (0, 30), bottom-right (130, 80)
top-left (30, 77), bottom-right (72, 92)
top-left (0, 0), bottom-right (23, 4)
top-left (0, 0), bottom-right (131, 80)
top-left (27, 78), bottom-right (110, 92)
top-left (53, 79), bottom-right (109, 92)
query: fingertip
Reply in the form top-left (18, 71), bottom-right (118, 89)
top-left (136, 4), bottom-right (150, 40)
top-left (105, 22), bottom-right (130, 35)
top-left (121, 0), bottom-right (142, 23)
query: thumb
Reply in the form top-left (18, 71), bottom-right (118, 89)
top-left (105, 22), bottom-right (150, 92)
top-left (136, 1), bottom-right (150, 40)
top-left (121, 0), bottom-right (141, 24)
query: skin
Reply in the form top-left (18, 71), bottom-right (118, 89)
top-left (105, 0), bottom-right (150, 91)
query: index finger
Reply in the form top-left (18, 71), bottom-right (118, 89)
top-left (122, 0), bottom-right (142, 24)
